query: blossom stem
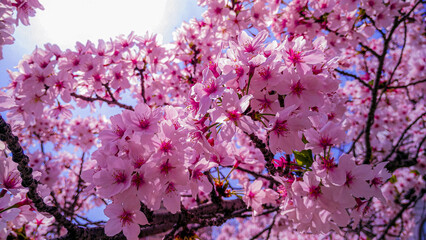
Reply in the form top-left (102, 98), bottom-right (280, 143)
top-left (216, 167), bottom-right (221, 181)
top-left (223, 166), bottom-right (236, 182)
top-left (0, 203), bottom-right (20, 214)
top-left (245, 67), bottom-right (255, 95)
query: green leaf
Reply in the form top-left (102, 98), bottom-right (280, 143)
top-left (389, 175), bottom-right (397, 183)
top-left (409, 170), bottom-right (420, 175)
top-left (301, 134), bottom-right (309, 144)
top-left (293, 149), bottom-right (313, 168)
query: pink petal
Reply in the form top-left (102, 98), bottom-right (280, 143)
top-left (105, 218), bottom-right (122, 236)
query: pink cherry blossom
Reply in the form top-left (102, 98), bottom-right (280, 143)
top-left (104, 191), bottom-right (148, 240)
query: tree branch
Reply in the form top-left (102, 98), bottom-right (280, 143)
top-left (135, 65), bottom-right (147, 104)
top-left (246, 132), bottom-right (276, 175)
top-left (384, 79), bottom-right (426, 89)
top-left (250, 213), bottom-right (277, 240)
top-left (0, 116), bottom-right (79, 235)
top-left (377, 190), bottom-right (424, 240)
top-left (335, 69), bottom-right (372, 90)
top-left (236, 166), bottom-right (279, 184)
top-left (55, 199), bottom-right (248, 239)
top-left (70, 92), bottom-right (134, 111)
top-left (383, 112), bottom-right (426, 162)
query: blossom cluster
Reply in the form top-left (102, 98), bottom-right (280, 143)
top-left (0, 0), bottom-right (424, 239)
top-left (0, 0), bottom-right (43, 59)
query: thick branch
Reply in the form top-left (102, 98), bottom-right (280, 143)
top-left (246, 133), bottom-right (276, 175)
top-left (363, 0), bottom-right (422, 163)
top-left (55, 199), bottom-right (248, 239)
top-left (0, 116), bottom-right (79, 234)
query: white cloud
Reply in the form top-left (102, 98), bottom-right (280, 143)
top-left (16, 0), bottom-right (168, 49)
top-left (11, 0), bottom-right (204, 50)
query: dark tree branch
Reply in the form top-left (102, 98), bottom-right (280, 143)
top-left (135, 64), bottom-right (147, 104)
top-left (335, 69), bottom-right (372, 90)
top-left (384, 79), bottom-right (426, 89)
top-left (68, 152), bottom-right (86, 221)
top-left (414, 135), bottom-right (426, 160)
top-left (384, 21), bottom-right (407, 88)
top-left (55, 199), bottom-right (248, 239)
top-left (0, 116), bottom-right (79, 234)
top-left (377, 190), bottom-right (424, 240)
top-left (236, 166), bottom-right (279, 184)
top-left (246, 132), bottom-right (276, 175)
top-left (359, 42), bottom-right (380, 59)
top-left (383, 112), bottom-right (426, 162)
top-left (363, 0), bottom-right (422, 163)
top-left (250, 213), bottom-right (277, 240)
top-left (364, 14), bottom-right (386, 39)
top-left (346, 129), bottom-right (364, 156)
top-left (70, 92), bottom-right (134, 111)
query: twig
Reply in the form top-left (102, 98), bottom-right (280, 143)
top-left (383, 112), bottom-right (426, 162)
top-left (346, 129), bottom-right (364, 156)
top-left (250, 213), bottom-right (277, 240)
top-left (236, 166), bottom-right (279, 184)
top-left (335, 69), bottom-right (372, 90)
top-left (385, 79), bottom-right (426, 89)
top-left (377, 190), bottom-right (424, 240)
top-left (135, 64), bottom-right (147, 103)
top-left (70, 92), bottom-right (134, 111)
top-left (68, 153), bottom-right (86, 221)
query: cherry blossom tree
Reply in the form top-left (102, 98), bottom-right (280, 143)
top-left (0, 0), bottom-right (424, 239)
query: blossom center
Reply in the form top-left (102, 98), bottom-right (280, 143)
top-left (119, 210), bottom-right (134, 226)
top-left (159, 140), bottom-right (173, 153)
top-left (272, 120), bottom-right (288, 136)
top-left (4, 172), bottom-right (20, 189)
top-left (308, 185), bottom-right (322, 199)
top-left (322, 156), bottom-right (336, 171)
top-left (248, 191), bottom-right (256, 199)
top-left (226, 110), bottom-right (241, 122)
top-left (257, 96), bottom-right (272, 110)
top-left (131, 173), bottom-right (145, 189)
top-left (139, 118), bottom-right (150, 129)
top-left (371, 177), bottom-right (382, 186)
top-left (244, 41), bottom-right (256, 53)
top-left (160, 159), bottom-right (175, 175)
top-left (133, 157), bottom-right (147, 169)
top-left (258, 67), bottom-right (272, 81)
top-left (113, 170), bottom-right (127, 184)
top-left (204, 80), bottom-right (218, 95)
top-left (319, 136), bottom-right (332, 149)
top-left (287, 49), bottom-right (303, 65)
top-left (114, 126), bottom-right (125, 138)
top-left (290, 81), bottom-right (305, 96)
top-left (165, 182), bottom-right (176, 193)
top-left (345, 172), bottom-right (354, 187)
